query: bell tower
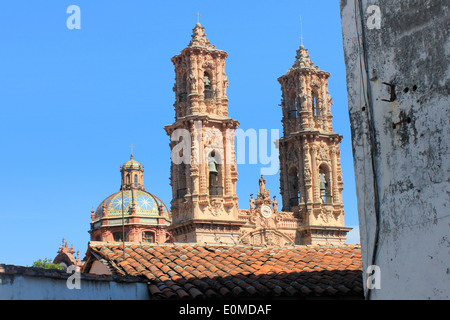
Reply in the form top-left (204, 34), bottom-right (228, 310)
top-left (164, 23), bottom-right (243, 244)
top-left (278, 44), bottom-right (351, 244)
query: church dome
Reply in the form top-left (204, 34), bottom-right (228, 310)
top-left (89, 154), bottom-right (171, 243)
top-left (94, 189), bottom-right (169, 220)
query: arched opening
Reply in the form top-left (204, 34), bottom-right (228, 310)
top-left (134, 174), bottom-right (138, 188)
top-left (176, 161), bottom-right (187, 199)
top-left (126, 174), bottom-right (131, 185)
top-left (208, 150), bottom-right (222, 196)
top-left (319, 164), bottom-right (332, 204)
top-left (204, 71), bottom-right (214, 99)
top-left (288, 166), bottom-right (300, 207)
top-left (312, 92), bottom-right (319, 117)
top-left (178, 71), bottom-right (188, 102)
top-left (288, 89), bottom-right (297, 119)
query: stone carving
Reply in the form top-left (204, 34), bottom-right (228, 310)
top-left (304, 167), bottom-right (312, 182)
top-left (272, 196), bottom-right (278, 212)
top-left (207, 199), bottom-right (225, 217)
top-left (189, 71), bottom-right (197, 91)
top-left (317, 144), bottom-right (330, 162)
top-left (249, 194), bottom-right (255, 210)
top-left (259, 175), bottom-right (266, 193)
top-left (238, 229), bottom-right (294, 246)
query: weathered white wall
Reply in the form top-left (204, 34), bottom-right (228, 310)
top-left (340, 0), bottom-right (449, 299)
top-left (0, 269), bottom-right (149, 300)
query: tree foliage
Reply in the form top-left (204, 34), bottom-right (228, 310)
top-left (32, 258), bottom-right (64, 270)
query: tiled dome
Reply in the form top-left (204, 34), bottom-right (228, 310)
top-left (94, 189), bottom-right (170, 222)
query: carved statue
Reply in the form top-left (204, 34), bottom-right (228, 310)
top-left (272, 196), bottom-right (278, 212)
top-left (304, 168), bottom-right (311, 181)
top-left (249, 194), bottom-right (255, 210)
top-left (259, 175), bottom-right (266, 194)
top-left (189, 69), bottom-right (197, 91)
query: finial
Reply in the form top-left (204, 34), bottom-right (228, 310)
top-left (195, 12), bottom-right (200, 25)
top-left (299, 15), bottom-right (304, 47)
top-left (129, 144), bottom-right (135, 158)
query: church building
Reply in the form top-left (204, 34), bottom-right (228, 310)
top-left (164, 22), bottom-right (351, 246)
top-left (56, 23), bottom-right (362, 300)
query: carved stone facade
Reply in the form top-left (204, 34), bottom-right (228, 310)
top-left (277, 45), bottom-right (351, 245)
top-left (165, 23), bottom-right (243, 244)
top-left (165, 25), bottom-right (351, 246)
top-left (238, 176), bottom-right (297, 246)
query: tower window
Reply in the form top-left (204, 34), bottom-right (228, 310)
top-left (204, 72), bottom-right (214, 99)
top-left (288, 166), bottom-right (300, 207)
top-left (312, 93), bottom-right (318, 117)
top-left (208, 150), bottom-right (222, 196)
top-left (142, 232), bottom-right (154, 243)
top-left (288, 90), bottom-right (297, 119)
top-left (319, 165), bottom-right (332, 204)
top-left (113, 232), bottom-right (124, 242)
top-left (134, 174), bottom-right (138, 188)
top-left (178, 71), bottom-right (188, 102)
top-left (176, 162), bottom-right (187, 199)
top-left (204, 72), bottom-right (211, 89)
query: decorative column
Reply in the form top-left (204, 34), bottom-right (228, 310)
top-left (311, 144), bottom-right (320, 202)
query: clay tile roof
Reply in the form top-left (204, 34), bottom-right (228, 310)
top-left (86, 242), bottom-right (363, 300)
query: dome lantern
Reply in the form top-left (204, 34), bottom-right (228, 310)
top-left (120, 153), bottom-right (145, 191)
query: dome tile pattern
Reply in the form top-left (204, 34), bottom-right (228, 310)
top-left (94, 190), bottom-right (169, 220)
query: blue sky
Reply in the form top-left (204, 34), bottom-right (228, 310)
top-left (0, 0), bottom-right (359, 266)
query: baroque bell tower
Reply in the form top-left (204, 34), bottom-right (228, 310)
top-left (278, 44), bottom-right (351, 244)
top-left (164, 23), bottom-right (243, 244)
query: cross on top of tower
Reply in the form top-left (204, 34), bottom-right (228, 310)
top-left (195, 12), bottom-right (200, 24)
top-left (299, 15), bottom-right (304, 47)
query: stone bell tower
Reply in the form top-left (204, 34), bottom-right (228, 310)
top-left (164, 23), bottom-right (243, 244)
top-left (278, 44), bottom-right (351, 245)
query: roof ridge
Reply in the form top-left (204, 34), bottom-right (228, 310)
top-left (88, 241), bottom-right (360, 249)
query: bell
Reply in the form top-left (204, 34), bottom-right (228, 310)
top-left (208, 160), bottom-right (218, 173)
top-left (320, 181), bottom-right (326, 190)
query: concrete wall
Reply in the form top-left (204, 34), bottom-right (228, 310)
top-left (340, 0), bottom-right (449, 299)
top-left (0, 265), bottom-right (149, 300)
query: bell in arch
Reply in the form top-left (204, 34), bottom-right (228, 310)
top-left (208, 150), bottom-right (218, 173)
top-left (319, 173), bottom-right (327, 190)
top-left (208, 159), bottom-right (218, 173)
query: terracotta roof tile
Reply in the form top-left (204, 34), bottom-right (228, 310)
top-left (87, 242), bottom-right (363, 299)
